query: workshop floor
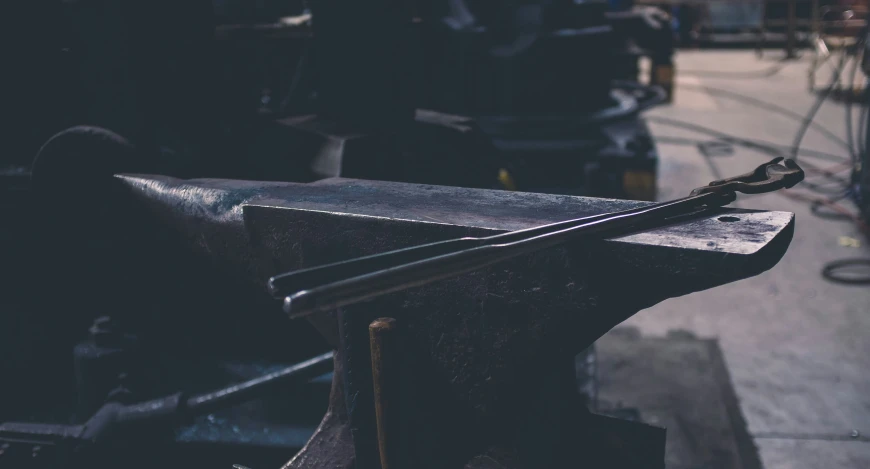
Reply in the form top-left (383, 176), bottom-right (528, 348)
top-left (620, 50), bottom-right (870, 469)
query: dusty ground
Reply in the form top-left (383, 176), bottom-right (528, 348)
top-left (621, 50), bottom-right (870, 468)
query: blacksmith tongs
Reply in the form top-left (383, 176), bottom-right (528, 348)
top-left (269, 157), bottom-right (804, 318)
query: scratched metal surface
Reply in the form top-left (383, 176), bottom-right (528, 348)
top-left (113, 174), bottom-right (796, 335)
top-left (118, 175), bottom-right (792, 253)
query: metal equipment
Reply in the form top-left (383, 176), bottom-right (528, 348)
top-left (265, 158), bottom-right (802, 469)
top-left (26, 0), bottom-right (674, 198)
top-left (287, 0), bottom-right (675, 198)
top-left (3, 152), bottom-right (797, 468)
top-left (270, 157), bottom-right (803, 316)
top-left (0, 2), bottom-right (805, 468)
top-left (0, 352), bottom-right (333, 468)
top-left (808, 2), bottom-right (868, 91)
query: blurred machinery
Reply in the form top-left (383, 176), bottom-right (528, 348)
top-left (0, 138), bottom-right (797, 468)
top-left (5, 0), bottom-right (673, 199)
top-left (800, 4), bottom-right (869, 223)
top-left (0, 0), bottom-right (685, 467)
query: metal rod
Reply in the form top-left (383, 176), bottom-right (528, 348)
top-left (275, 159), bottom-right (801, 319)
top-left (268, 198), bottom-right (693, 297)
top-left (282, 192), bottom-right (729, 318)
top-left (185, 351), bottom-right (334, 414)
top-left (370, 318), bottom-right (401, 469)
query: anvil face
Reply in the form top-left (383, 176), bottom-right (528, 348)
top-left (116, 174), bottom-right (793, 305)
top-left (115, 175), bottom-right (793, 469)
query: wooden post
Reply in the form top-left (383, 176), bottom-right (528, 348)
top-left (650, 54), bottom-right (675, 104)
top-left (369, 317), bottom-right (400, 469)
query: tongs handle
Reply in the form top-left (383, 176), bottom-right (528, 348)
top-left (268, 198), bottom-right (691, 297)
top-left (279, 193), bottom-right (727, 318)
top-left (274, 158), bottom-right (804, 319)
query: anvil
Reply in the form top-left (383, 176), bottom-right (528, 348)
top-left (110, 175), bottom-right (793, 469)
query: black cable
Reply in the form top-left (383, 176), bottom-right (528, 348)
top-left (659, 55), bottom-right (869, 284)
top-left (858, 97), bottom-right (869, 157)
top-left (805, 174), bottom-right (853, 186)
top-left (679, 58), bottom-right (791, 79)
top-left (846, 55), bottom-right (862, 162)
top-left (648, 116), bottom-right (831, 161)
top-left (652, 135), bottom-right (848, 163)
top-left (678, 84), bottom-right (852, 155)
top-left (821, 258), bottom-right (870, 284)
top-left (480, 81), bottom-right (666, 136)
top-left (657, 48), bottom-right (856, 197)
top-left (810, 55), bottom-right (870, 285)
top-left (648, 116), bottom-right (783, 158)
top-left (794, 39), bottom-right (868, 198)
top-left (802, 182), bottom-right (854, 197)
top-left (648, 117), bottom-right (851, 195)
top-left (791, 51), bottom-right (850, 161)
top-left (810, 198), bottom-right (854, 219)
top-left (657, 137), bottom-right (850, 191)
top-left (860, 87), bottom-right (869, 188)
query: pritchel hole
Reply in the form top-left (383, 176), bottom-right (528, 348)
top-left (718, 216), bottom-right (740, 223)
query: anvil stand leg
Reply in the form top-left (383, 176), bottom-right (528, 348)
top-left (287, 307), bottom-right (666, 469)
top-left (283, 308), bottom-right (382, 469)
top-left (283, 348), bottom-right (355, 469)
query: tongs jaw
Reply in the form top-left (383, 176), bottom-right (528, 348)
top-left (690, 157), bottom-right (805, 196)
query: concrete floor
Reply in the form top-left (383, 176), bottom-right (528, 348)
top-left (623, 50), bottom-right (870, 469)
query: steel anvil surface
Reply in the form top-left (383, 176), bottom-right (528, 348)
top-left (114, 175), bottom-right (794, 469)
